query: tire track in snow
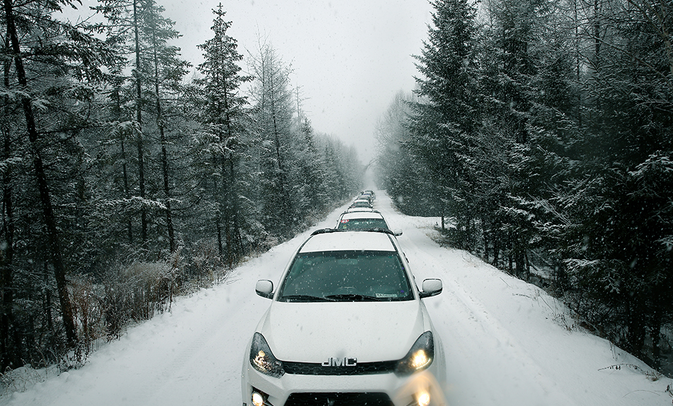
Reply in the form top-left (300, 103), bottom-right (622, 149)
top-left (117, 249), bottom-right (287, 406)
top-left (388, 211), bottom-right (579, 406)
top-left (8, 192), bottom-right (668, 406)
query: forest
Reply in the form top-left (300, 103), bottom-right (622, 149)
top-left (2, 0), bottom-right (672, 382)
top-left (376, 0), bottom-right (673, 374)
top-left (1, 0), bottom-right (363, 374)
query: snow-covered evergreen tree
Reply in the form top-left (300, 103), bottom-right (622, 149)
top-left (375, 92), bottom-right (439, 217)
top-left (2, 0), bottom-right (116, 366)
top-left (194, 4), bottom-right (251, 265)
top-left (408, 0), bottom-right (479, 246)
top-left (94, 0), bottom-right (190, 255)
top-left (247, 43), bottom-right (297, 240)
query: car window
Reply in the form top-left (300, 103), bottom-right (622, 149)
top-left (277, 251), bottom-right (413, 302)
top-left (337, 218), bottom-right (388, 231)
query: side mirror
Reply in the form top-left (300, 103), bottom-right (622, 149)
top-left (255, 279), bottom-right (274, 299)
top-left (392, 228), bottom-right (403, 236)
top-left (419, 278), bottom-right (442, 298)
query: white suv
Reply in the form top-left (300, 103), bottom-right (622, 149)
top-left (241, 229), bottom-right (447, 406)
top-left (336, 210), bottom-right (402, 236)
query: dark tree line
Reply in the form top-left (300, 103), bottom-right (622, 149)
top-left (377, 0), bottom-right (673, 372)
top-left (0, 0), bottom-right (362, 373)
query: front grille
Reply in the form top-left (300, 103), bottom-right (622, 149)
top-left (283, 360), bottom-right (397, 375)
top-left (285, 392), bottom-right (393, 406)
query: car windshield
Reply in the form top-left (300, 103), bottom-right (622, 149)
top-left (277, 251), bottom-right (413, 302)
top-left (337, 218), bottom-right (388, 231)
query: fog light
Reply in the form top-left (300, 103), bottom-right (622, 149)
top-left (415, 389), bottom-right (431, 406)
top-left (251, 391), bottom-right (265, 406)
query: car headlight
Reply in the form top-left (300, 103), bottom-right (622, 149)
top-left (250, 332), bottom-right (284, 377)
top-left (395, 331), bottom-right (434, 375)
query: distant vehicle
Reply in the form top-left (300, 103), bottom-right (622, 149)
top-left (356, 194), bottom-right (372, 203)
top-left (336, 210), bottom-right (402, 236)
top-left (241, 229), bottom-right (447, 406)
top-left (356, 191), bottom-right (376, 203)
top-left (349, 200), bottom-right (372, 209)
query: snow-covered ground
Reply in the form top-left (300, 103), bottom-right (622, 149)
top-left (2, 191), bottom-right (671, 406)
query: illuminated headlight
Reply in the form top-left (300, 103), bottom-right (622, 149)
top-left (249, 333), bottom-right (284, 377)
top-left (251, 389), bottom-right (268, 406)
top-left (414, 389), bottom-right (431, 406)
top-left (395, 331), bottom-right (434, 375)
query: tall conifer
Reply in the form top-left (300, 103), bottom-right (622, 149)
top-left (196, 4), bottom-right (251, 265)
top-left (410, 0), bottom-right (478, 245)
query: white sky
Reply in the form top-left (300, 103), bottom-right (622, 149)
top-left (65, 0), bottom-right (434, 164)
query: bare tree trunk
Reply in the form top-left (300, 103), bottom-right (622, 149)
top-left (1, 28), bottom-right (20, 371)
top-left (152, 27), bottom-right (176, 253)
top-left (133, 0), bottom-right (148, 244)
top-left (120, 139), bottom-right (134, 243)
top-left (113, 85), bottom-right (134, 244)
top-left (160, 139), bottom-right (175, 252)
top-left (216, 217), bottom-right (223, 258)
top-left (229, 157), bottom-right (244, 261)
top-left (1, 86), bottom-right (21, 369)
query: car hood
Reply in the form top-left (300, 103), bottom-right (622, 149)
top-left (256, 300), bottom-right (429, 363)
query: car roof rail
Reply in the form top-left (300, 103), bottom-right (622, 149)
top-left (311, 228), bottom-right (339, 236)
top-left (369, 228), bottom-right (394, 235)
top-left (342, 209), bottom-right (381, 215)
top-left (312, 227), bottom-right (393, 236)
top-left (347, 228), bottom-right (394, 235)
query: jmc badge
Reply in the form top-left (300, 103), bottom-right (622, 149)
top-left (321, 357), bottom-right (357, 367)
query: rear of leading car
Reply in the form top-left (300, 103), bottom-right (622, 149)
top-left (336, 211), bottom-right (389, 232)
top-left (241, 230), bottom-right (446, 406)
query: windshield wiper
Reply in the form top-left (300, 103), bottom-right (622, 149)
top-left (279, 294), bottom-right (334, 302)
top-left (323, 294), bottom-right (386, 302)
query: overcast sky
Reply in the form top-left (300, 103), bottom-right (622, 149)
top-left (66, 0), bottom-right (433, 164)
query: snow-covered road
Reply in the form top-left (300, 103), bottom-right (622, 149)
top-left (3, 191), bottom-right (671, 406)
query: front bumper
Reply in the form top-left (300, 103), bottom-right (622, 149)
top-left (241, 361), bottom-right (447, 406)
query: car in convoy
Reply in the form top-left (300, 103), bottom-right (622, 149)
top-left (336, 210), bottom-right (402, 236)
top-left (241, 228), bottom-right (447, 406)
top-left (361, 190), bottom-right (376, 201)
top-left (355, 194), bottom-right (372, 204)
top-left (349, 199), bottom-right (373, 209)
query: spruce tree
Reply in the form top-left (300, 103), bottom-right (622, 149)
top-left (96, 0), bottom-right (189, 255)
top-left (410, 0), bottom-right (479, 246)
top-left (195, 4), bottom-right (251, 265)
top-left (2, 0), bottom-right (116, 360)
top-left (248, 44), bottom-right (296, 239)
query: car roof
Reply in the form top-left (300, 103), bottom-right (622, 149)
top-left (346, 207), bottom-right (375, 213)
top-left (300, 230), bottom-right (396, 253)
top-left (340, 211), bottom-right (384, 220)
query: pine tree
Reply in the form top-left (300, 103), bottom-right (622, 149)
top-left (248, 43), bottom-right (296, 239)
top-left (195, 4), bottom-right (251, 265)
top-left (471, 0), bottom-right (558, 275)
top-left (2, 0), bottom-right (116, 360)
top-left (143, 0), bottom-right (190, 253)
top-left (559, 0), bottom-right (673, 358)
top-left (410, 0), bottom-right (479, 246)
top-left (291, 118), bottom-right (329, 217)
top-left (375, 92), bottom-right (438, 216)
top-left (96, 0), bottom-right (189, 255)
